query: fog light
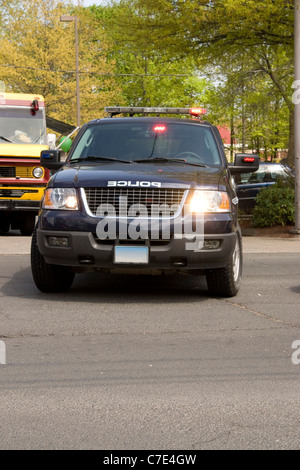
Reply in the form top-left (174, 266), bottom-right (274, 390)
top-left (47, 236), bottom-right (69, 247)
top-left (203, 240), bottom-right (221, 250)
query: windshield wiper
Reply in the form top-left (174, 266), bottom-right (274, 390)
top-left (69, 155), bottom-right (131, 164)
top-left (0, 135), bottom-right (13, 143)
top-left (69, 155), bottom-right (207, 167)
top-left (133, 157), bottom-right (207, 168)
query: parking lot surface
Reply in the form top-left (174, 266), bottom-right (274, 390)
top-left (0, 233), bottom-right (300, 450)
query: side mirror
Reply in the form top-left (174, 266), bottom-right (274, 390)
top-left (40, 149), bottom-right (63, 170)
top-left (229, 153), bottom-right (260, 174)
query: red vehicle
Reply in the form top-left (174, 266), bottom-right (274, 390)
top-left (0, 93), bottom-right (50, 235)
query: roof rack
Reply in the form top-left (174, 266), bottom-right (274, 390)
top-left (105, 107), bottom-right (207, 117)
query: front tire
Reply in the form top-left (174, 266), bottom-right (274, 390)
top-left (0, 217), bottom-right (10, 234)
top-left (20, 213), bottom-right (36, 236)
top-left (31, 227), bottom-right (75, 293)
top-left (205, 232), bottom-right (242, 297)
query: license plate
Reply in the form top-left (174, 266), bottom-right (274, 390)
top-left (114, 246), bottom-right (149, 264)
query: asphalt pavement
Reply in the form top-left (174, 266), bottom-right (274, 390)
top-left (1, 233), bottom-right (300, 450)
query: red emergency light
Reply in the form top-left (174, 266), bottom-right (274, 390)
top-left (154, 125), bottom-right (167, 132)
top-left (189, 108), bottom-right (207, 116)
top-left (31, 99), bottom-right (39, 115)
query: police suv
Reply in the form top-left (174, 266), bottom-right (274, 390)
top-left (31, 107), bottom-right (259, 297)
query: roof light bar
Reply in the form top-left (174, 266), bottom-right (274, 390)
top-left (189, 107), bottom-right (207, 116)
top-left (105, 107), bottom-right (207, 117)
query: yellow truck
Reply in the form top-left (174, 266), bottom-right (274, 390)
top-left (0, 93), bottom-right (50, 235)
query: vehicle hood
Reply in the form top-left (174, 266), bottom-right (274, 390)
top-left (0, 143), bottom-right (48, 158)
top-left (51, 161), bottom-right (227, 191)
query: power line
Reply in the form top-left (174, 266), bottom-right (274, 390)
top-left (0, 63), bottom-right (190, 77)
top-left (0, 63), bottom-right (293, 78)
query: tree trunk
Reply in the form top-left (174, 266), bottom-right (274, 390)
top-left (230, 112), bottom-right (234, 162)
top-left (256, 138), bottom-right (260, 156)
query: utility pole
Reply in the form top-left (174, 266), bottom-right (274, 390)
top-left (294, 0), bottom-right (300, 234)
top-left (60, 15), bottom-right (81, 128)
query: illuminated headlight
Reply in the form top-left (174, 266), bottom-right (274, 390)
top-left (32, 166), bottom-right (44, 178)
top-left (43, 188), bottom-right (78, 210)
top-left (190, 190), bottom-right (230, 213)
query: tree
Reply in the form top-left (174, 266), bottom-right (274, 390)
top-left (90, 3), bottom-right (208, 108)
top-left (204, 47), bottom-right (290, 159)
top-left (103, 0), bottom-right (294, 164)
top-left (0, 0), bottom-right (123, 126)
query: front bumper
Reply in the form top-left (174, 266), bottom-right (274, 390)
top-left (36, 228), bottom-right (238, 271)
top-left (0, 199), bottom-right (40, 212)
top-left (0, 186), bottom-right (45, 212)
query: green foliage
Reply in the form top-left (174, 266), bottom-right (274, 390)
top-left (252, 181), bottom-right (295, 227)
top-left (103, 0), bottom-right (294, 164)
top-left (90, 3), bottom-right (208, 108)
top-left (0, 0), bottom-right (295, 159)
top-left (0, 0), bottom-right (123, 126)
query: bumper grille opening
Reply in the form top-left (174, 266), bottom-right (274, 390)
top-left (78, 255), bottom-right (95, 265)
top-left (171, 257), bottom-right (187, 267)
top-left (0, 189), bottom-right (39, 198)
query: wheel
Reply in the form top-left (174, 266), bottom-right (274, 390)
top-left (0, 218), bottom-right (10, 233)
top-left (20, 213), bottom-right (36, 236)
top-left (31, 227), bottom-right (75, 293)
top-left (205, 232), bottom-right (242, 297)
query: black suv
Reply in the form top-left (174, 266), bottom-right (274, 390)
top-left (31, 107), bottom-right (259, 297)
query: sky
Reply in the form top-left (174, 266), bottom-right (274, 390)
top-left (75, 0), bottom-right (112, 6)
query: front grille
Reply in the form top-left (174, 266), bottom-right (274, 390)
top-left (84, 187), bottom-right (187, 217)
top-left (15, 167), bottom-right (32, 178)
top-left (0, 166), bottom-right (33, 178)
top-left (0, 167), bottom-right (16, 177)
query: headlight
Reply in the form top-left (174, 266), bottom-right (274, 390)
top-left (43, 188), bottom-right (78, 210)
top-left (32, 166), bottom-right (44, 178)
top-left (190, 190), bottom-right (230, 213)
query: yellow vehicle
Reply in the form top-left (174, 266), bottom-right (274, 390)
top-left (0, 93), bottom-right (50, 235)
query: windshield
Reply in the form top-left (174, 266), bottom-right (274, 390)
top-left (0, 107), bottom-right (46, 145)
top-left (69, 121), bottom-right (222, 166)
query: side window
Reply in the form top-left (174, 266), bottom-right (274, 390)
top-left (203, 130), bottom-right (221, 164)
top-left (270, 168), bottom-right (285, 180)
top-left (237, 173), bottom-right (251, 184)
top-left (71, 128), bottom-right (94, 159)
top-left (249, 170), bottom-right (265, 183)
